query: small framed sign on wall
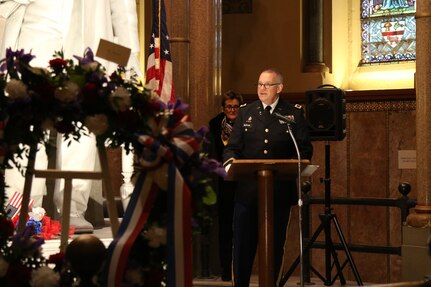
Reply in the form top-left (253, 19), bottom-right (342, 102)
top-left (223, 0), bottom-right (252, 14)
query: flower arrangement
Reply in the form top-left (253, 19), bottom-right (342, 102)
top-left (1, 48), bottom-right (151, 169)
top-left (20, 207), bottom-right (74, 240)
top-left (0, 217), bottom-right (67, 287)
top-left (0, 48), bottom-right (223, 286)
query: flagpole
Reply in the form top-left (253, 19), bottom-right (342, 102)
top-left (158, 0), bottom-right (161, 41)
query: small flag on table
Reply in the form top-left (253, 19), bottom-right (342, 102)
top-left (5, 191), bottom-right (34, 220)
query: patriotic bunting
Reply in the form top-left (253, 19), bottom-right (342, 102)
top-left (102, 110), bottom-right (198, 287)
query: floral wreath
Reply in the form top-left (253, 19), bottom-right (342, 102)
top-left (0, 48), bottom-right (224, 286)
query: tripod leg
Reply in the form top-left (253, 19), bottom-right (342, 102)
top-left (324, 214), bottom-right (331, 284)
top-left (332, 215), bottom-right (363, 286)
top-left (322, 213), bottom-right (346, 286)
top-left (327, 235), bottom-right (347, 285)
top-left (279, 217), bottom-right (327, 286)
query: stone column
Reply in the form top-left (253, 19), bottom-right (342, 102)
top-left (164, 0), bottom-right (190, 108)
top-left (165, 0), bottom-right (220, 128)
top-left (407, 0), bottom-right (431, 228)
top-left (165, 0), bottom-right (221, 277)
top-left (402, 3), bottom-right (431, 280)
top-left (303, 0), bottom-right (329, 73)
top-left (188, 0), bottom-right (220, 128)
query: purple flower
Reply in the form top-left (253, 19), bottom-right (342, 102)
top-left (74, 47), bottom-right (104, 76)
top-left (169, 100), bottom-right (189, 113)
top-left (196, 126), bottom-right (209, 140)
top-left (11, 225), bottom-right (45, 257)
top-left (6, 48), bottom-right (35, 65)
top-left (201, 158), bottom-right (226, 178)
top-left (1, 48), bottom-right (35, 78)
top-left (74, 47), bottom-right (95, 65)
top-left (157, 99), bottom-right (189, 114)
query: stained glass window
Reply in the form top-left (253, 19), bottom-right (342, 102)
top-left (360, 0), bottom-right (416, 64)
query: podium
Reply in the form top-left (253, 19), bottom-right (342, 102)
top-left (225, 159), bottom-right (310, 287)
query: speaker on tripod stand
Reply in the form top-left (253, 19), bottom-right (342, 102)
top-left (306, 84), bottom-right (346, 141)
top-left (279, 85), bottom-right (363, 287)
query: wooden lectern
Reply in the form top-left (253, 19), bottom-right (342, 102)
top-left (225, 159), bottom-right (310, 287)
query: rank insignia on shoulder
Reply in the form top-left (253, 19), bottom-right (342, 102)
top-left (295, 104), bottom-right (303, 109)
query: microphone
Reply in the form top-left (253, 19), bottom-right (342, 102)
top-left (273, 112), bottom-right (296, 124)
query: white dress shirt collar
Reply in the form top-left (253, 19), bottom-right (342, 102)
top-left (262, 96), bottom-right (279, 114)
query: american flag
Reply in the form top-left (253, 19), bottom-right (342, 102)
top-left (5, 191), bottom-right (34, 220)
top-left (145, 0), bottom-right (175, 104)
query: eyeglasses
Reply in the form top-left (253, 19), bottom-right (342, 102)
top-left (224, 105), bottom-right (240, 110)
top-left (257, 82), bottom-right (281, 89)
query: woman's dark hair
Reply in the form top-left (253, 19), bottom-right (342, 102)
top-left (221, 90), bottom-right (243, 107)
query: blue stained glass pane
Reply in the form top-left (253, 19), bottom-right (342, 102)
top-left (360, 0), bottom-right (416, 64)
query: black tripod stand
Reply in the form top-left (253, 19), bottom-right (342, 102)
top-left (279, 142), bottom-right (363, 286)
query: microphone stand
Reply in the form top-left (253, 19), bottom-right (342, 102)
top-left (286, 122), bottom-right (304, 287)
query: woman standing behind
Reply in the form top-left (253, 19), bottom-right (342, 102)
top-left (208, 90), bottom-right (244, 281)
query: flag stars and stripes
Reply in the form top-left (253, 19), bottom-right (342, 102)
top-left (145, 0), bottom-right (175, 103)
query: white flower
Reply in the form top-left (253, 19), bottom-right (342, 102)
top-left (84, 114), bottom-right (109, 135)
top-left (54, 81), bottom-right (79, 103)
top-left (5, 78), bottom-right (29, 100)
top-left (28, 67), bottom-right (50, 76)
top-left (110, 86), bottom-right (131, 112)
top-left (29, 207), bottom-right (46, 221)
top-left (81, 61), bottom-right (100, 72)
top-left (30, 266), bottom-right (60, 287)
top-left (81, 61), bottom-right (105, 79)
top-left (0, 256), bottom-right (9, 277)
top-left (144, 225), bottom-right (167, 248)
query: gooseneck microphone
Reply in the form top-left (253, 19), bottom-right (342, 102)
top-left (273, 112), bottom-right (296, 124)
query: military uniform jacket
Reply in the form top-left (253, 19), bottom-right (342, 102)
top-left (223, 98), bottom-right (313, 207)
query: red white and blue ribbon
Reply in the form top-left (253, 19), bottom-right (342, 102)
top-left (104, 170), bottom-right (159, 287)
top-left (103, 111), bottom-right (198, 287)
top-left (167, 162), bottom-right (192, 286)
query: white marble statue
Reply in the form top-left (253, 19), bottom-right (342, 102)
top-left (0, 0), bottom-right (141, 233)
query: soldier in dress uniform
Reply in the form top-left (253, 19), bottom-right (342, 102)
top-left (223, 68), bottom-right (313, 287)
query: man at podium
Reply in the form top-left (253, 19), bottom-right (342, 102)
top-left (223, 68), bottom-right (313, 287)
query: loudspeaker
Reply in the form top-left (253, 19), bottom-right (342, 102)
top-left (305, 85), bottom-right (346, 141)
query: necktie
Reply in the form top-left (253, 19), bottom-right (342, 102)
top-left (265, 106), bottom-right (272, 121)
